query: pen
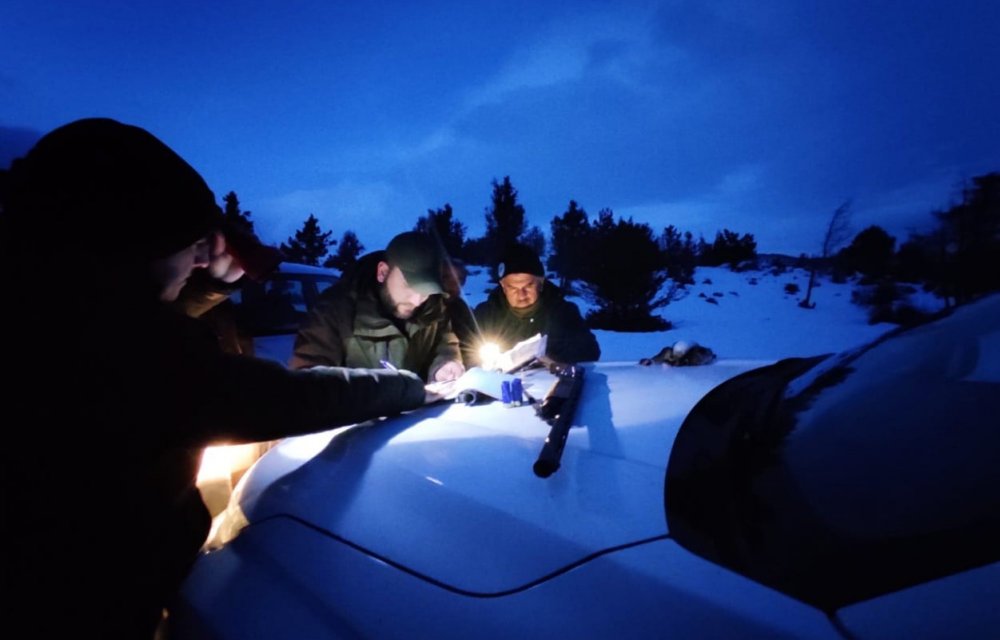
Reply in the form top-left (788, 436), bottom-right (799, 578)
top-left (379, 359), bottom-right (399, 372)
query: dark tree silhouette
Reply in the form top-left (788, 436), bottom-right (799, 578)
top-left (462, 235), bottom-right (490, 267)
top-left (323, 230), bottom-right (364, 271)
top-left (894, 235), bottom-right (936, 284)
top-left (660, 224), bottom-right (697, 285)
top-left (699, 229), bottom-right (757, 268)
top-left (582, 209), bottom-right (669, 331)
top-left (887, 174), bottom-right (1000, 307)
top-left (280, 214), bottom-right (335, 266)
top-left (549, 200), bottom-right (592, 290)
top-left (801, 200), bottom-right (852, 309)
top-left (221, 191), bottom-right (254, 234)
top-left (413, 203), bottom-right (466, 259)
top-left (484, 176), bottom-right (526, 246)
top-left (521, 225), bottom-right (546, 260)
top-left (481, 176), bottom-right (527, 276)
top-left (838, 225), bottom-right (895, 279)
top-left (934, 172), bottom-right (1000, 303)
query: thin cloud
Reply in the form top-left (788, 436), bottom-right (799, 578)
top-left (617, 165), bottom-right (765, 237)
top-left (258, 182), bottom-right (401, 251)
top-left (463, 7), bottom-right (657, 108)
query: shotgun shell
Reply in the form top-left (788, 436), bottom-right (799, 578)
top-left (501, 380), bottom-right (512, 406)
top-left (511, 378), bottom-right (524, 406)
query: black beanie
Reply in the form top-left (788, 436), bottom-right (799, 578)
top-left (5, 118), bottom-right (221, 262)
top-left (497, 243), bottom-right (544, 279)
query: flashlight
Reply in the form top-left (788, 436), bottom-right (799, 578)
top-left (479, 341), bottom-right (501, 371)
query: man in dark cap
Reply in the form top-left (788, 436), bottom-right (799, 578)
top-left (0, 118), bottom-right (428, 639)
top-left (474, 243), bottom-right (601, 364)
top-left (289, 231), bottom-right (465, 382)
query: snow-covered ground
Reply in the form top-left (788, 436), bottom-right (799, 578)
top-left (458, 264), bottom-right (946, 363)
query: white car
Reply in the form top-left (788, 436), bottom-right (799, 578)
top-left (174, 294), bottom-right (1000, 639)
top-left (230, 261), bottom-right (339, 364)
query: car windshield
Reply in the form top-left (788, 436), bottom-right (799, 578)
top-left (665, 294), bottom-right (1000, 612)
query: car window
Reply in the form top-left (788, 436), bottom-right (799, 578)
top-left (271, 278), bottom-right (306, 313)
top-left (665, 295), bottom-right (1000, 613)
top-left (315, 278), bottom-right (336, 296)
top-left (232, 270), bottom-right (338, 336)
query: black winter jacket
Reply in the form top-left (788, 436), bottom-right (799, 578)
top-left (4, 292), bottom-right (425, 639)
top-left (473, 281), bottom-right (600, 364)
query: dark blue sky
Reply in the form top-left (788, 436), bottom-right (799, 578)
top-left (3, 0), bottom-right (998, 255)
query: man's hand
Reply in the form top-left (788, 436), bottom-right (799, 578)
top-left (208, 231), bottom-right (246, 283)
top-left (431, 360), bottom-right (465, 383)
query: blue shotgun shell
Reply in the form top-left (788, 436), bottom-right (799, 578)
top-left (511, 378), bottom-right (524, 405)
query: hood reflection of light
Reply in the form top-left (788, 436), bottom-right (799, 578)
top-left (274, 428), bottom-right (343, 461)
top-left (275, 416), bottom-right (515, 464)
top-left (387, 413), bottom-right (530, 445)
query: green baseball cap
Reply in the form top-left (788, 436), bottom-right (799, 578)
top-left (386, 231), bottom-right (444, 295)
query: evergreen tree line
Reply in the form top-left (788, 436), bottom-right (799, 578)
top-left (261, 176), bottom-right (763, 330)
top-left (164, 171), bottom-right (1000, 331)
top-left (829, 173), bottom-right (1000, 323)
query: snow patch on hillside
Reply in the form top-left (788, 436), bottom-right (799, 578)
top-left (459, 265), bottom-right (946, 363)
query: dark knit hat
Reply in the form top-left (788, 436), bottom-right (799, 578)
top-left (385, 231), bottom-right (444, 295)
top-left (498, 243), bottom-right (544, 279)
top-left (5, 118), bottom-right (221, 262)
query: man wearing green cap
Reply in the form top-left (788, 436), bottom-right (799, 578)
top-left (289, 231), bottom-right (465, 382)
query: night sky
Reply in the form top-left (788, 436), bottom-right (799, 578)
top-left (3, 0), bottom-right (998, 255)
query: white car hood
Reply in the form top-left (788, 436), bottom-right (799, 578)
top-left (232, 360), bottom-right (767, 594)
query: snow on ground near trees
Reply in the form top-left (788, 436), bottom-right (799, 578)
top-left (459, 264), bottom-right (946, 363)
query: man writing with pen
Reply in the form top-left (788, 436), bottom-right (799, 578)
top-left (289, 231), bottom-right (465, 382)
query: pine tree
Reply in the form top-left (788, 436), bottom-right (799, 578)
top-left (838, 225), bottom-right (896, 279)
top-left (280, 214), bottom-right (335, 266)
top-left (709, 229), bottom-right (758, 269)
top-left (549, 200), bottom-right (591, 289)
top-left (484, 176), bottom-right (526, 247)
top-left (521, 226), bottom-right (546, 258)
top-left (482, 176), bottom-right (527, 275)
top-left (659, 225), bottom-right (696, 285)
top-left (323, 230), bottom-right (365, 271)
top-left (413, 203), bottom-right (466, 259)
top-left (936, 172), bottom-right (1000, 302)
top-left (583, 209), bottom-right (669, 331)
top-left (222, 191), bottom-right (254, 234)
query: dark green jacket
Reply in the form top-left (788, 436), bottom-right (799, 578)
top-left (474, 281), bottom-right (601, 364)
top-left (446, 295), bottom-right (480, 367)
top-left (289, 251), bottom-right (461, 380)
